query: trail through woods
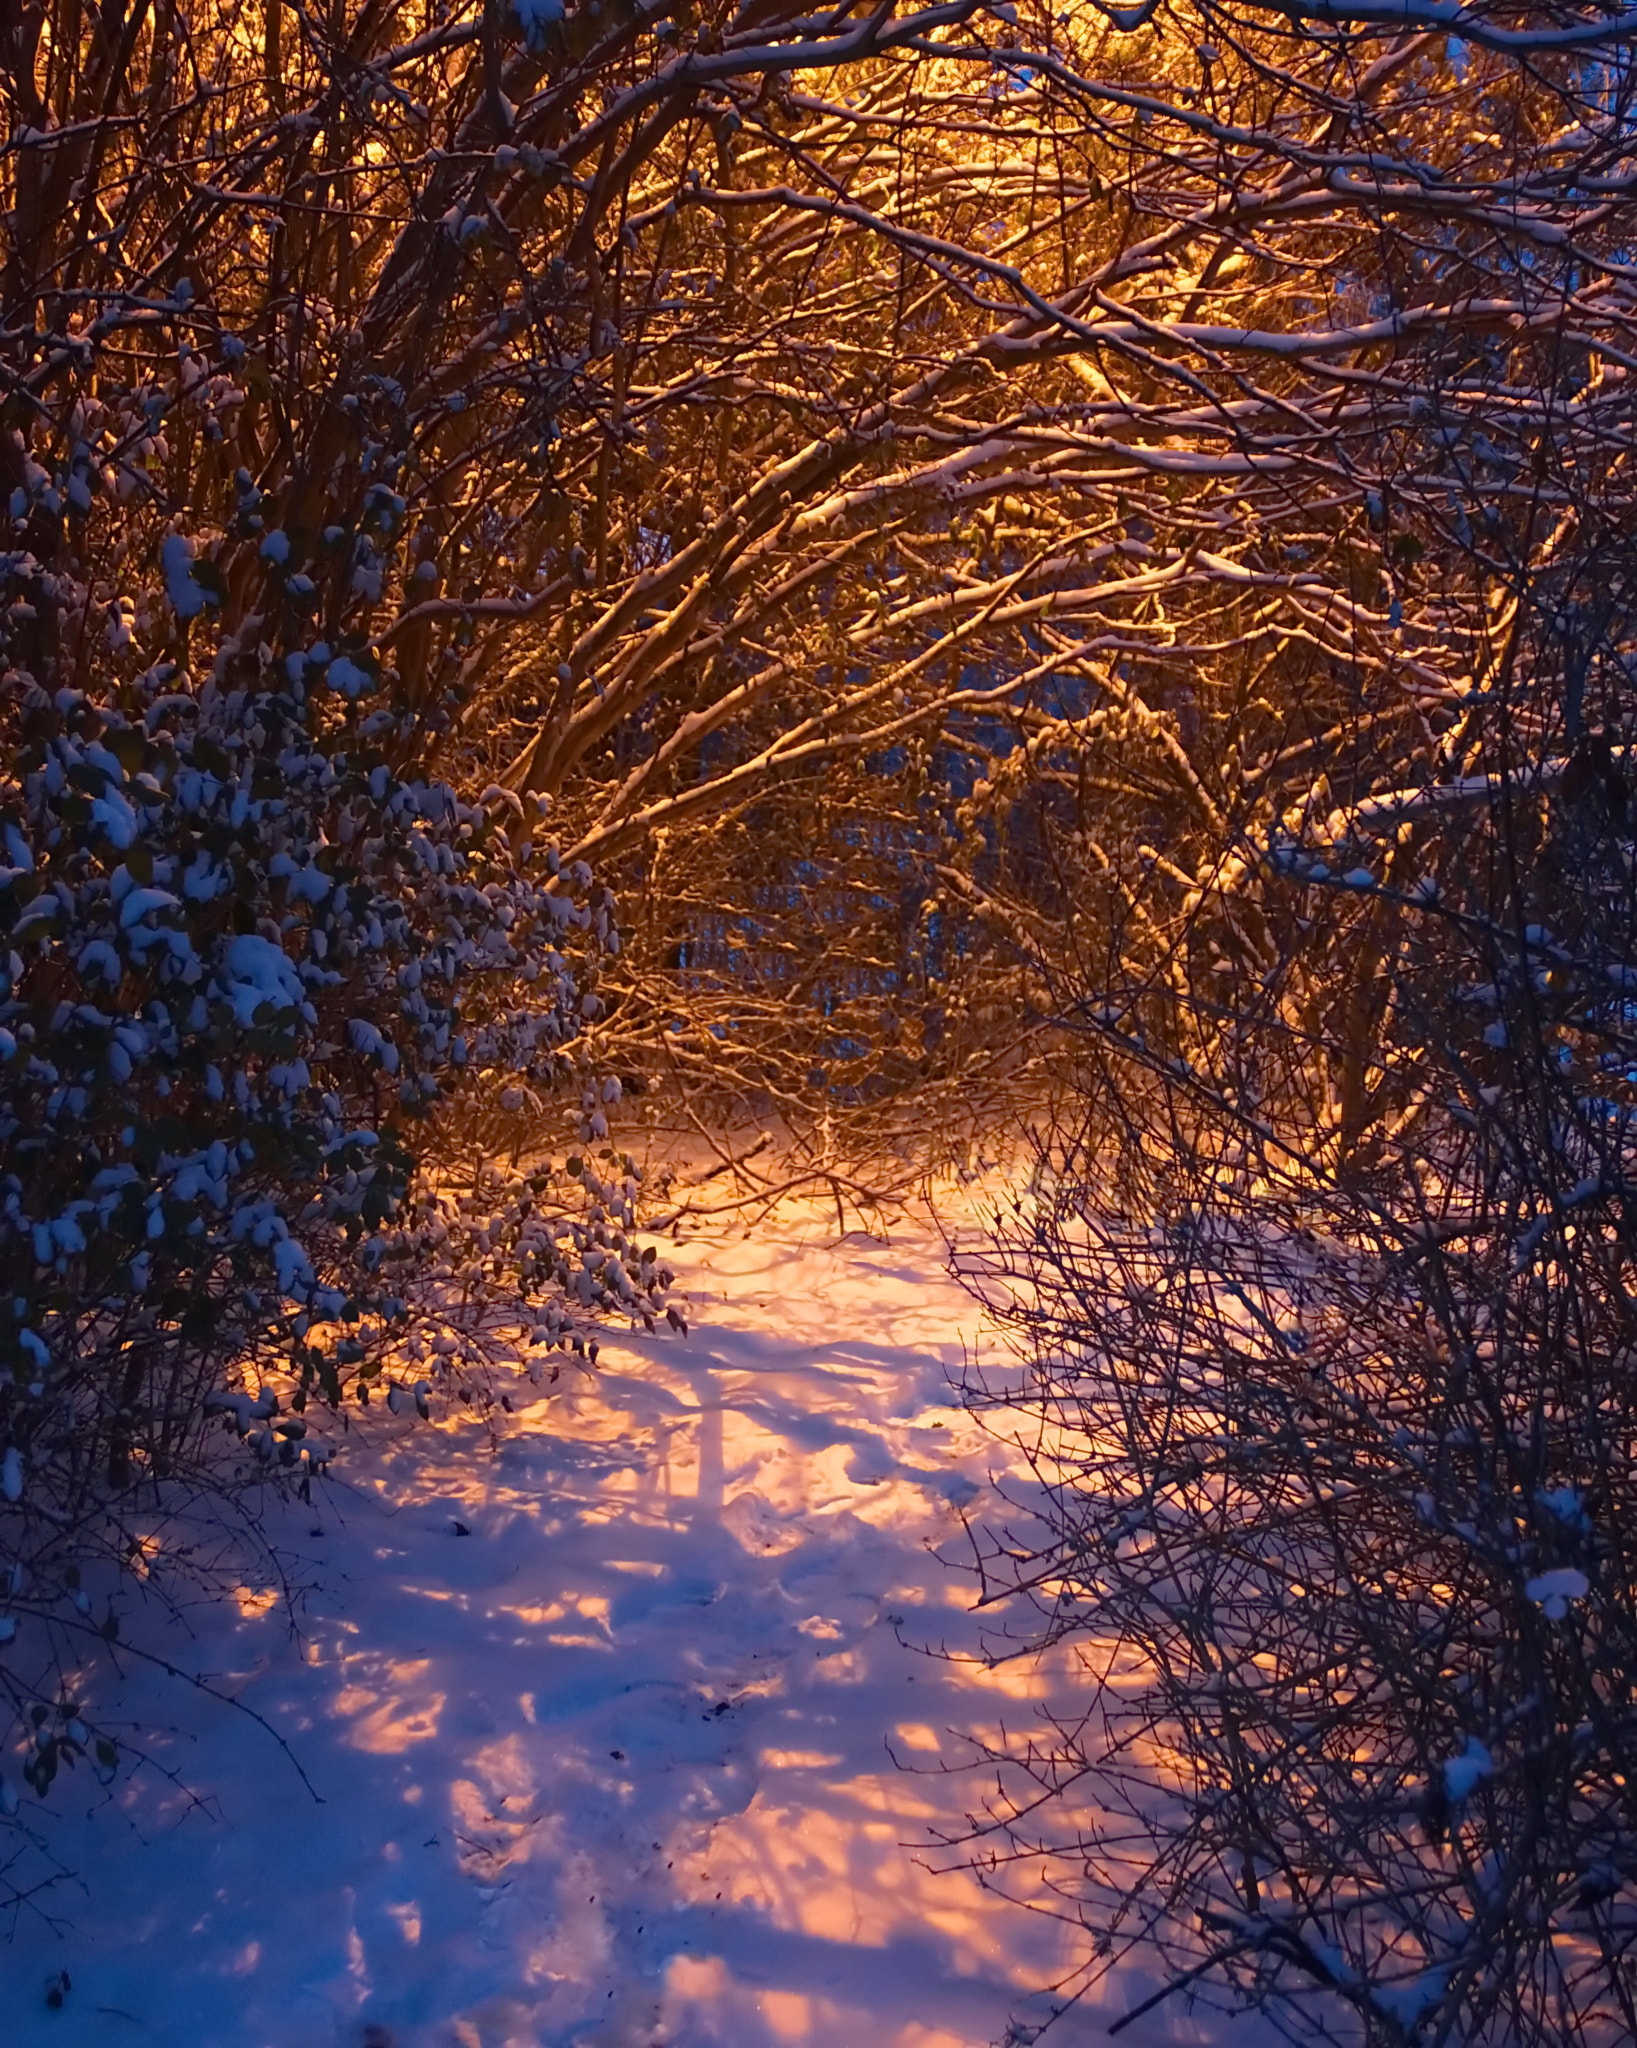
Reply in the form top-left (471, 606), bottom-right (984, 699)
top-left (1, 1198), bottom-right (1235, 2048)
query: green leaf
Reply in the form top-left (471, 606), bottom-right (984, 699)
top-left (104, 728), bottom-right (147, 776)
top-left (190, 557), bottom-right (228, 604)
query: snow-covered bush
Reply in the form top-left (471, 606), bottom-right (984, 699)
top-left (0, 0), bottom-right (685, 1856)
top-left (967, 1094), bottom-right (1637, 2045)
top-left (0, 626), bottom-right (612, 1448)
top-left (0, 533), bottom-right (692, 1883)
top-left (0, 593), bottom-right (672, 1610)
top-left (957, 526), bottom-right (1637, 2041)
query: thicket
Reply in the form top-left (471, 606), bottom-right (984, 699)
top-left (934, 4), bottom-right (1637, 2043)
top-left (961, 650), bottom-right (1637, 2044)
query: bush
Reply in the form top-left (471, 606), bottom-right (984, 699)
top-left (0, 0), bottom-right (694, 1869)
top-left (956, 608), bottom-right (1637, 2041)
top-left (0, 596), bottom-right (689, 1826)
top-left (0, 323), bottom-right (682, 1878)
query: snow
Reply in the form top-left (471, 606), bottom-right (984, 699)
top-left (515, 0), bottom-right (564, 47)
top-left (1442, 1736), bottom-right (1492, 1804)
top-left (160, 535), bottom-right (212, 620)
top-left (203, 1388), bottom-right (278, 1431)
top-left (1370, 1968), bottom-right (1446, 2030)
top-left (327, 656), bottom-right (374, 699)
top-left (90, 786), bottom-right (140, 849)
top-left (222, 934), bottom-right (304, 1025)
top-left (349, 1017), bottom-right (401, 1073)
top-left (118, 886), bottom-right (181, 930)
top-left (1538, 1487), bottom-right (1589, 1531)
top-left (0, 1198), bottom-right (1237, 2048)
top-left (1525, 1567), bottom-right (1589, 1619)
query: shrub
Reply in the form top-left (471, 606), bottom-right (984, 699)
top-left (0, 597), bottom-right (686, 1819)
top-left (0, 0), bottom-right (694, 1868)
top-left (0, 410), bottom-right (682, 1884)
top-left (955, 595), bottom-right (1637, 2043)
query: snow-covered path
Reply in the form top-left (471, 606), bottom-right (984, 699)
top-left (1, 1203), bottom-right (1223, 2048)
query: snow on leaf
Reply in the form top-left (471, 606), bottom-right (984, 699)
top-left (327, 656), bottom-right (373, 698)
top-left (1526, 1568), bottom-right (1589, 1619)
top-left (91, 785), bottom-right (140, 848)
top-left (222, 934), bottom-right (303, 1025)
top-left (160, 534), bottom-right (216, 619)
top-left (515, 0), bottom-right (564, 46)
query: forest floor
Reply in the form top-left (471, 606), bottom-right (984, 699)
top-left (0, 1188), bottom-right (1234, 2048)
